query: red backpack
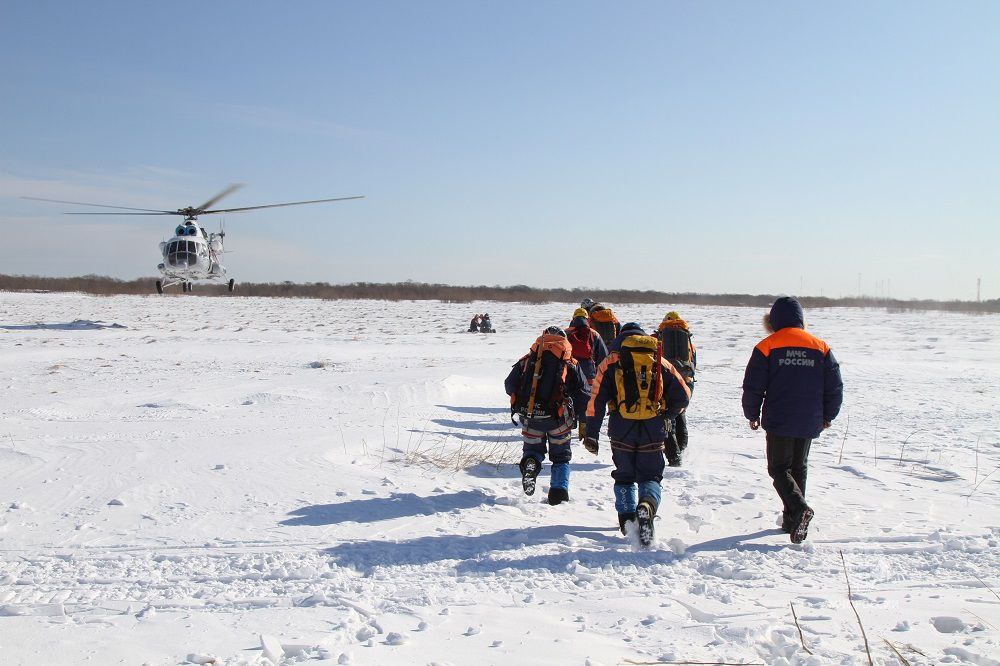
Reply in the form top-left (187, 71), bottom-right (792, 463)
top-left (566, 326), bottom-right (594, 360)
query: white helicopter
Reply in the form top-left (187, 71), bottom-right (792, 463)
top-left (24, 184), bottom-right (363, 294)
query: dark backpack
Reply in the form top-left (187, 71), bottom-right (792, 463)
top-left (511, 334), bottom-right (574, 422)
top-left (658, 326), bottom-right (695, 384)
top-left (589, 308), bottom-right (619, 346)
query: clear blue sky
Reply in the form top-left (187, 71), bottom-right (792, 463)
top-left (2, 1), bottom-right (997, 300)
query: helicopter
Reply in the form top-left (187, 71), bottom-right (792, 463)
top-left (23, 184), bottom-right (363, 294)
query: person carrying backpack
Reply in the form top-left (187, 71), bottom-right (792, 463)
top-left (505, 327), bottom-right (591, 505)
top-left (468, 314), bottom-right (481, 332)
top-left (566, 308), bottom-right (608, 440)
top-left (566, 308), bottom-right (608, 383)
top-left (588, 304), bottom-right (621, 348)
top-left (742, 297), bottom-right (843, 544)
top-left (656, 311), bottom-right (697, 467)
top-left (583, 323), bottom-right (691, 547)
top-left (480, 313), bottom-right (495, 333)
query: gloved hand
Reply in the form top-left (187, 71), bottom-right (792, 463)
top-left (577, 422), bottom-right (586, 440)
top-left (749, 420), bottom-right (760, 431)
top-left (664, 417), bottom-right (674, 434)
top-left (583, 437), bottom-right (599, 454)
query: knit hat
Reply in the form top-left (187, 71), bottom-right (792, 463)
top-left (620, 322), bottom-right (645, 335)
top-left (543, 326), bottom-right (567, 338)
top-left (665, 311), bottom-right (680, 320)
top-left (572, 307), bottom-right (589, 318)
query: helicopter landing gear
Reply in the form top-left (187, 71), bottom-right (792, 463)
top-left (155, 280), bottom-right (163, 295)
top-left (227, 278), bottom-right (236, 293)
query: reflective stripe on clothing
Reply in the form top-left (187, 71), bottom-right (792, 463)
top-left (522, 421), bottom-right (573, 447)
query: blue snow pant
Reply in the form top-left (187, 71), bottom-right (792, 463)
top-left (521, 415), bottom-right (573, 490)
top-left (611, 439), bottom-right (664, 514)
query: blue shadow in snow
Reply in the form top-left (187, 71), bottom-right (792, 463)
top-left (436, 405), bottom-right (509, 415)
top-left (454, 528), bottom-right (792, 575)
top-left (407, 428), bottom-right (521, 443)
top-left (465, 461), bottom-right (609, 479)
top-left (324, 524), bottom-right (631, 573)
top-left (1, 320), bottom-right (126, 331)
top-left (431, 417), bottom-right (511, 431)
top-left (409, 414), bottom-right (520, 443)
top-left (684, 529), bottom-right (788, 554)
top-left (281, 490), bottom-right (495, 527)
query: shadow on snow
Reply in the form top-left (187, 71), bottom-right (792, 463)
top-left (1, 320), bottom-right (126, 331)
top-left (323, 524), bottom-right (633, 572)
top-left (435, 404), bottom-right (509, 415)
top-left (464, 461), bottom-right (609, 479)
top-left (281, 490), bottom-right (496, 527)
top-left (323, 525), bottom-right (792, 574)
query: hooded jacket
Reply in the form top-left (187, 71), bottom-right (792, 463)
top-left (585, 330), bottom-right (691, 446)
top-left (565, 315), bottom-right (608, 380)
top-left (742, 297), bottom-right (844, 439)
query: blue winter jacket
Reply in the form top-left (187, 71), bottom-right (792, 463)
top-left (585, 332), bottom-right (691, 445)
top-left (566, 316), bottom-right (608, 380)
top-left (742, 297), bottom-right (844, 439)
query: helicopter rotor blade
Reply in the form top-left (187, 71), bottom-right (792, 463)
top-left (200, 195), bottom-right (365, 215)
top-left (21, 196), bottom-right (175, 213)
top-left (195, 183), bottom-right (244, 212)
top-left (63, 212), bottom-right (175, 215)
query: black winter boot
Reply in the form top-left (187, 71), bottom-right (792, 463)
top-left (547, 487), bottom-right (569, 505)
top-left (636, 496), bottom-right (658, 547)
top-left (618, 512), bottom-right (636, 536)
top-left (520, 457), bottom-right (541, 496)
top-left (790, 506), bottom-right (814, 544)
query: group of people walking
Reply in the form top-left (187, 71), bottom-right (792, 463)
top-left (504, 296), bottom-right (843, 547)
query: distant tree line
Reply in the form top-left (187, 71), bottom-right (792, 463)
top-left (1, 273), bottom-right (998, 314)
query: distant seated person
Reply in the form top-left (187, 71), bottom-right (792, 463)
top-left (480, 314), bottom-right (495, 333)
top-left (469, 315), bottom-right (482, 332)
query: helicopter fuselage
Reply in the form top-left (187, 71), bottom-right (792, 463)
top-left (157, 221), bottom-right (225, 282)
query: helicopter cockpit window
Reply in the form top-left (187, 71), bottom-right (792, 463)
top-left (166, 239), bottom-right (200, 267)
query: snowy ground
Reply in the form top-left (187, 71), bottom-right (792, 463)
top-left (1, 292), bottom-right (999, 666)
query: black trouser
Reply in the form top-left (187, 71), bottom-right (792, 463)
top-left (765, 434), bottom-right (811, 515)
top-left (665, 412), bottom-right (688, 462)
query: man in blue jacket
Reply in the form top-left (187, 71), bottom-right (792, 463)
top-left (584, 323), bottom-right (691, 545)
top-left (742, 297), bottom-right (843, 544)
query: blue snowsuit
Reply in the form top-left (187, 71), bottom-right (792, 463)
top-left (505, 345), bottom-right (591, 490)
top-left (585, 330), bottom-right (691, 515)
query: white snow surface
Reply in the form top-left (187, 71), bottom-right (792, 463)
top-left (1, 291), bottom-right (999, 665)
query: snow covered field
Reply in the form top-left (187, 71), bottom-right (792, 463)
top-left (1, 291), bottom-right (999, 666)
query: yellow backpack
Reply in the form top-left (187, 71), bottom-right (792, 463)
top-left (613, 335), bottom-right (665, 419)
